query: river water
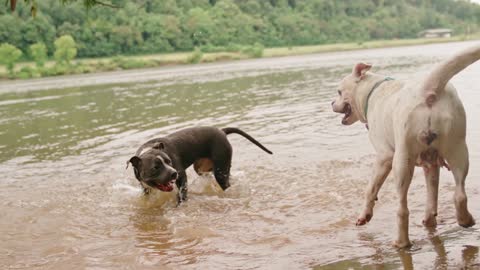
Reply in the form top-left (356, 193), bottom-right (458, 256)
top-left (1, 41), bottom-right (479, 269)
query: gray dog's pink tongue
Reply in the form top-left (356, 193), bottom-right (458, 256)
top-left (157, 183), bottom-right (173, 192)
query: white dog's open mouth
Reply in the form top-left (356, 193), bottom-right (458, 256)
top-left (341, 103), bottom-right (352, 124)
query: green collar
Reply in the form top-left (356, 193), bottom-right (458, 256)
top-left (363, 77), bottom-right (394, 120)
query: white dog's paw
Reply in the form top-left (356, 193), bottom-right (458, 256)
top-left (422, 215), bottom-right (437, 228)
top-left (356, 211), bottom-right (372, 226)
top-left (458, 213), bottom-right (475, 228)
top-left (393, 239), bottom-right (412, 249)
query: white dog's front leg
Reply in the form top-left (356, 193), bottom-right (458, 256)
top-left (423, 165), bottom-right (440, 228)
top-left (357, 155), bottom-right (393, 226)
top-left (393, 150), bottom-right (415, 248)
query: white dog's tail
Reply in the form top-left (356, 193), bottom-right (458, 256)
top-left (423, 44), bottom-right (480, 107)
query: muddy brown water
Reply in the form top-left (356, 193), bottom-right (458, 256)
top-left (1, 41), bottom-right (480, 269)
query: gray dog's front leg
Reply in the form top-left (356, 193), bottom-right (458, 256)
top-left (176, 171), bottom-right (188, 205)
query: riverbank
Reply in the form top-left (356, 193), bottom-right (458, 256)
top-left (1, 35), bottom-right (479, 81)
top-left (2, 39), bottom-right (480, 94)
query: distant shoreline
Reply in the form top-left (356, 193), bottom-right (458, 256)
top-left (1, 35), bottom-right (479, 82)
top-left (262, 35), bottom-right (480, 57)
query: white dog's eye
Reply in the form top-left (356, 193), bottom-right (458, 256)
top-left (338, 90), bottom-right (342, 96)
top-left (165, 159), bottom-right (171, 165)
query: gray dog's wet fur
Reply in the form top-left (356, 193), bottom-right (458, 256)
top-left (128, 126), bottom-right (272, 204)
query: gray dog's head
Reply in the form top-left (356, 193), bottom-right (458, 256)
top-left (128, 142), bottom-right (178, 192)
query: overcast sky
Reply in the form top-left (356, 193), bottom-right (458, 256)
top-left (471, 0), bottom-right (480, 4)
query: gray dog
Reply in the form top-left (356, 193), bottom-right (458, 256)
top-left (128, 126), bottom-right (272, 203)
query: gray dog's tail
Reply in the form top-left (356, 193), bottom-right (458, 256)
top-left (222, 127), bottom-right (273, 154)
top-left (422, 44), bottom-right (480, 106)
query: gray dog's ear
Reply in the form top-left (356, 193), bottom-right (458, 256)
top-left (128, 156), bottom-right (142, 169)
top-left (152, 142), bottom-right (164, 150)
top-left (353, 62), bottom-right (372, 80)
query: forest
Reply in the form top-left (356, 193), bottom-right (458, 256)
top-left (1, 0), bottom-right (479, 59)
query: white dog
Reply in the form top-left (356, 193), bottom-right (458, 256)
top-left (332, 45), bottom-right (480, 248)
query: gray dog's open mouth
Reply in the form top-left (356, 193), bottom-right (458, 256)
top-left (155, 179), bottom-right (176, 192)
top-left (341, 103), bottom-right (352, 124)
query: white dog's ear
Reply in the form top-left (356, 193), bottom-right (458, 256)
top-left (353, 63), bottom-right (372, 80)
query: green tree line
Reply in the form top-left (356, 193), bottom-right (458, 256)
top-left (1, 0), bottom-right (479, 59)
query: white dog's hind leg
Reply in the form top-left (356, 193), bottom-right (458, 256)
top-left (393, 149), bottom-right (415, 248)
top-left (357, 155), bottom-right (393, 226)
top-left (446, 142), bottom-right (475, 227)
top-left (423, 164), bottom-right (440, 228)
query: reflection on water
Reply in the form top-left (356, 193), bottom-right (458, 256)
top-left (1, 41), bottom-right (480, 269)
top-left (319, 235), bottom-right (479, 270)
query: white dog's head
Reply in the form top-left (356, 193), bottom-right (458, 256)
top-left (331, 63), bottom-right (372, 125)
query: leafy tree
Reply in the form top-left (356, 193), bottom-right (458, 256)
top-left (0, 43), bottom-right (23, 75)
top-left (184, 8), bottom-right (214, 46)
top-left (2, 0), bottom-right (480, 59)
top-left (0, 15), bottom-right (23, 46)
top-left (20, 16), bottom-right (56, 53)
top-left (235, 0), bottom-right (261, 14)
top-left (44, 1), bottom-right (86, 26)
top-left (10, 0), bottom-right (118, 12)
top-left (77, 20), bottom-right (118, 57)
top-left (210, 0), bottom-right (257, 46)
top-left (176, 0), bottom-right (211, 11)
top-left (57, 22), bottom-right (82, 37)
top-left (140, 14), bottom-right (182, 53)
top-left (29, 42), bottom-right (48, 67)
top-left (54, 35), bottom-right (77, 64)
top-left (145, 0), bottom-right (180, 14)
